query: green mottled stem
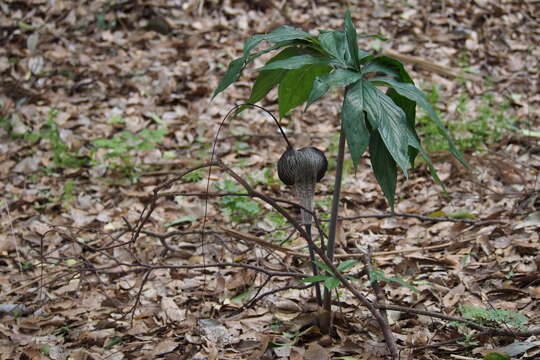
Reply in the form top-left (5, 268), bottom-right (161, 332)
top-left (296, 182), bottom-right (315, 225)
top-left (323, 125), bottom-right (346, 314)
top-left (297, 182), bottom-right (322, 306)
top-left (305, 224), bottom-right (322, 306)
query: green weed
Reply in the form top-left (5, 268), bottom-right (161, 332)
top-left (215, 179), bottom-right (260, 223)
top-left (184, 169), bottom-right (204, 182)
top-left (61, 180), bottom-right (76, 208)
top-left (13, 110), bottom-right (89, 170)
top-left (459, 305), bottom-right (527, 329)
top-left (91, 128), bottom-right (167, 180)
top-left (417, 85), bottom-right (518, 153)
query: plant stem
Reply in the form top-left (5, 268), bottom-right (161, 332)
top-left (305, 224), bottom-right (322, 306)
top-left (323, 124), bottom-right (346, 313)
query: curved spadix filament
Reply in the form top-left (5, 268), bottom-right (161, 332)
top-left (203, 103), bottom-right (294, 245)
top-left (205, 103), bottom-right (294, 232)
top-left (216, 103), bottom-right (292, 150)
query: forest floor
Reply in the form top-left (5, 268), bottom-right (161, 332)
top-left (0, 1), bottom-right (539, 359)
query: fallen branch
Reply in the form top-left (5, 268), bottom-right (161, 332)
top-left (381, 47), bottom-right (483, 82)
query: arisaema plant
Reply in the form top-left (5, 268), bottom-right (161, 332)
top-left (213, 9), bottom-right (466, 335)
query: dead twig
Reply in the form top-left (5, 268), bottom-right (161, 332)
top-left (381, 47), bottom-right (483, 82)
top-left (339, 211), bottom-right (507, 226)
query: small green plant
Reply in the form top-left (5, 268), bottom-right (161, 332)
top-left (301, 259), bottom-right (359, 291)
top-left (248, 168), bottom-right (280, 186)
top-left (327, 133), bottom-right (354, 174)
top-left (0, 114), bottom-right (10, 132)
top-left (27, 109), bottom-right (89, 170)
top-left (270, 318), bottom-right (283, 332)
top-left (56, 325), bottom-right (71, 337)
top-left (215, 179), bottom-right (261, 222)
top-left (263, 212), bottom-right (290, 244)
top-left (459, 305), bottom-right (527, 329)
top-left (20, 260), bottom-right (34, 271)
top-left (272, 326), bottom-right (315, 347)
top-left (104, 337), bottom-right (122, 349)
top-left (264, 211), bottom-right (287, 228)
top-left (456, 331), bottom-right (479, 347)
top-left (41, 344), bottom-right (50, 356)
top-left (91, 129), bottom-right (167, 179)
top-left (417, 86), bottom-right (517, 153)
top-left (369, 268), bottom-right (420, 294)
top-left (61, 180), bottom-right (76, 208)
top-left (184, 169), bottom-right (204, 182)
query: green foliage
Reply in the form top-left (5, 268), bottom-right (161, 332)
top-left (0, 114), bottom-right (10, 132)
top-left (61, 179), bottom-right (76, 208)
top-left (41, 345), bottom-right (50, 356)
top-left (165, 215), bottom-right (198, 227)
top-left (369, 268), bottom-right (420, 294)
top-left (263, 211), bottom-right (290, 244)
top-left (213, 10), bottom-right (465, 210)
top-left (483, 352), bottom-right (510, 360)
top-left (32, 110), bottom-right (89, 170)
top-left (7, 108), bottom-right (168, 181)
top-left (104, 337), bottom-right (122, 349)
top-left (459, 305), bottom-right (527, 329)
top-left (457, 332), bottom-right (479, 347)
top-left (272, 326), bottom-right (315, 347)
top-left (301, 257), bottom-right (419, 295)
top-left (91, 129), bottom-right (166, 179)
top-left (230, 289), bottom-right (252, 304)
top-left (184, 169), bottom-right (204, 183)
top-left (215, 180), bottom-right (261, 222)
top-left (417, 86), bottom-right (518, 152)
top-left (264, 211), bottom-right (287, 227)
top-left (301, 259), bottom-right (358, 291)
top-left (327, 133), bottom-right (354, 175)
top-left (20, 260), bottom-right (33, 271)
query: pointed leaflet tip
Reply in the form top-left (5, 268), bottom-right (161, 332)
top-left (344, 9), bottom-right (360, 70)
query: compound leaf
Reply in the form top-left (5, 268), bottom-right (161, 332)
top-left (278, 63), bottom-right (332, 117)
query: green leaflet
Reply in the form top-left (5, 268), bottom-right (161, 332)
top-left (278, 63), bottom-right (332, 118)
top-left (362, 56), bottom-right (414, 83)
top-left (369, 129), bottom-right (397, 209)
top-left (305, 69), bottom-right (363, 109)
top-left (324, 277), bottom-right (340, 291)
top-left (387, 88), bottom-right (419, 168)
top-left (347, 79), bottom-right (412, 176)
top-left (341, 86), bottom-right (370, 169)
top-left (243, 25), bottom-right (312, 55)
top-left (344, 10), bottom-right (360, 70)
top-left (212, 56), bottom-right (247, 100)
top-left (318, 30), bottom-right (350, 66)
top-left (336, 259), bottom-right (358, 272)
top-left (370, 76), bottom-right (467, 167)
top-left (213, 39), bottom-right (308, 99)
top-left (258, 54), bottom-right (335, 71)
top-left (247, 48), bottom-right (306, 104)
